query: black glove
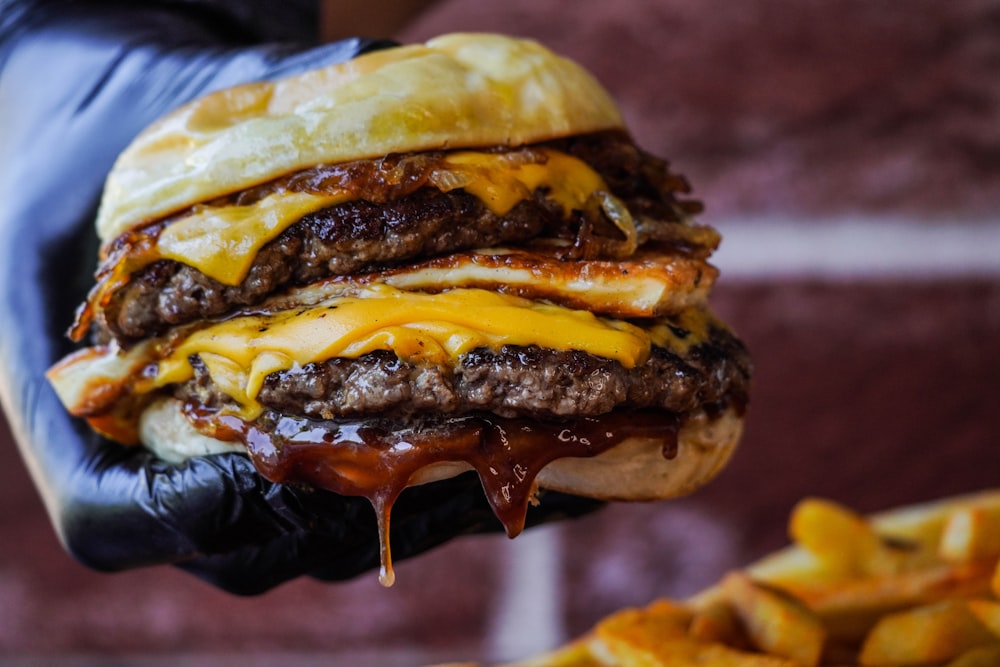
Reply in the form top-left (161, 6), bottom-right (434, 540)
top-left (0, 1), bottom-right (600, 594)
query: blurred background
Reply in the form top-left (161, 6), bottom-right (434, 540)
top-left (2, 0), bottom-right (999, 664)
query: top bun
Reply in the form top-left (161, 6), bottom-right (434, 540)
top-left (96, 33), bottom-right (625, 243)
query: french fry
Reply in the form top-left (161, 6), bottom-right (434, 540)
top-left (790, 560), bottom-right (995, 643)
top-left (945, 644), bottom-right (1000, 667)
top-left (738, 494), bottom-right (1000, 594)
top-left (599, 639), bottom-right (798, 667)
top-left (858, 599), bottom-right (997, 665)
top-left (788, 498), bottom-right (922, 579)
top-left (594, 600), bottom-right (796, 667)
top-left (789, 498), bottom-right (881, 577)
top-left (967, 599), bottom-right (1000, 638)
top-left (939, 507), bottom-right (1000, 563)
top-left (739, 547), bottom-right (832, 592)
top-left (596, 600), bottom-right (692, 641)
top-left (721, 573), bottom-right (826, 667)
top-left (501, 490), bottom-right (1000, 667)
top-left (688, 599), bottom-right (746, 647)
top-left (868, 492), bottom-right (1000, 547)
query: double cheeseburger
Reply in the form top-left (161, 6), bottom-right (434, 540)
top-left (48, 33), bottom-right (751, 585)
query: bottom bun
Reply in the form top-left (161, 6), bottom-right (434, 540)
top-left (140, 398), bottom-right (741, 502)
top-left (141, 399), bottom-right (245, 463)
top-left (533, 408), bottom-right (741, 501)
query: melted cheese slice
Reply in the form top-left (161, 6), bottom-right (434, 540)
top-left (149, 285), bottom-right (648, 419)
top-left (158, 192), bottom-right (350, 285)
top-left (153, 149), bottom-right (607, 286)
top-left (48, 284), bottom-right (715, 436)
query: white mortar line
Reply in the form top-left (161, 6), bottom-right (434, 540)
top-left (486, 524), bottom-right (565, 662)
top-left (710, 218), bottom-right (1000, 279)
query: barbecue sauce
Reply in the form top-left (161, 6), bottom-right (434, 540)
top-left (185, 406), bottom-right (679, 586)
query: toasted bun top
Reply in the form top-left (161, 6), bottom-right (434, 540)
top-left (96, 33), bottom-right (625, 243)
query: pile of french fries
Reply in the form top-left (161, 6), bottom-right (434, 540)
top-left (514, 490), bottom-right (1000, 667)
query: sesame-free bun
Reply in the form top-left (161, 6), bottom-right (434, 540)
top-left (96, 33), bottom-right (625, 243)
top-left (140, 398), bottom-right (742, 503)
top-left (534, 407), bottom-right (743, 502)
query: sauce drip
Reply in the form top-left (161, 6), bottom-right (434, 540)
top-left (185, 406), bottom-right (679, 586)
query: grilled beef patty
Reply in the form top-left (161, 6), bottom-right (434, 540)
top-left (174, 321), bottom-right (750, 422)
top-left (97, 133), bottom-right (703, 343)
top-left (105, 190), bottom-right (560, 341)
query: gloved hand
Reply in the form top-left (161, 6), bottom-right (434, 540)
top-left (0, 1), bottom-right (600, 594)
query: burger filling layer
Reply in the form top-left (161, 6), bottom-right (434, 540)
top-left (178, 328), bottom-right (749, 423)
top-left (77, 133), bottom-right (711, 344)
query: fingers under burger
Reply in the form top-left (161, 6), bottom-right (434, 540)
top-left (48, 33), bottom-right (751, 585)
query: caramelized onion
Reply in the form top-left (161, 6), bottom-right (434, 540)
top-left (595, 191), bottom-right (639, 258)
top-left (427, 169), bottom-right (472, 192)
top-left (563, 191), bottom-right (639, 261)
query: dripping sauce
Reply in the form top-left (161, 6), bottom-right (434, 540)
top-left (184, 404), bottom-right (679, 586)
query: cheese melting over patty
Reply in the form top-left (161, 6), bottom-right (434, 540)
top-left (158, 149), bottom-right (607, 285)
top-left (49, 282), bottom-right (717, 441)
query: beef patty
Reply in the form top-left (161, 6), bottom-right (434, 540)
top-left (174, 320), bottom-right (750, 422)
top-left (104, 190), bottom-right (561, 342)
top-left (95, 132), bottom-right (704, 343)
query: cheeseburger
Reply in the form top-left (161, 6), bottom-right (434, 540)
top-left (47, 33), bottom-right (751, 585)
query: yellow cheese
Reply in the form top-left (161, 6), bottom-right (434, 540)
top-left (49, 282), bottom-right (718, 434)
top-left (146, 285), bottom-right (652, 419)
top-left (158, 191), bottom-right (349, 285)
top-left (150, 148), bottom-right (606, 286)
top-left (436, 150), bottom-right (606, 217)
